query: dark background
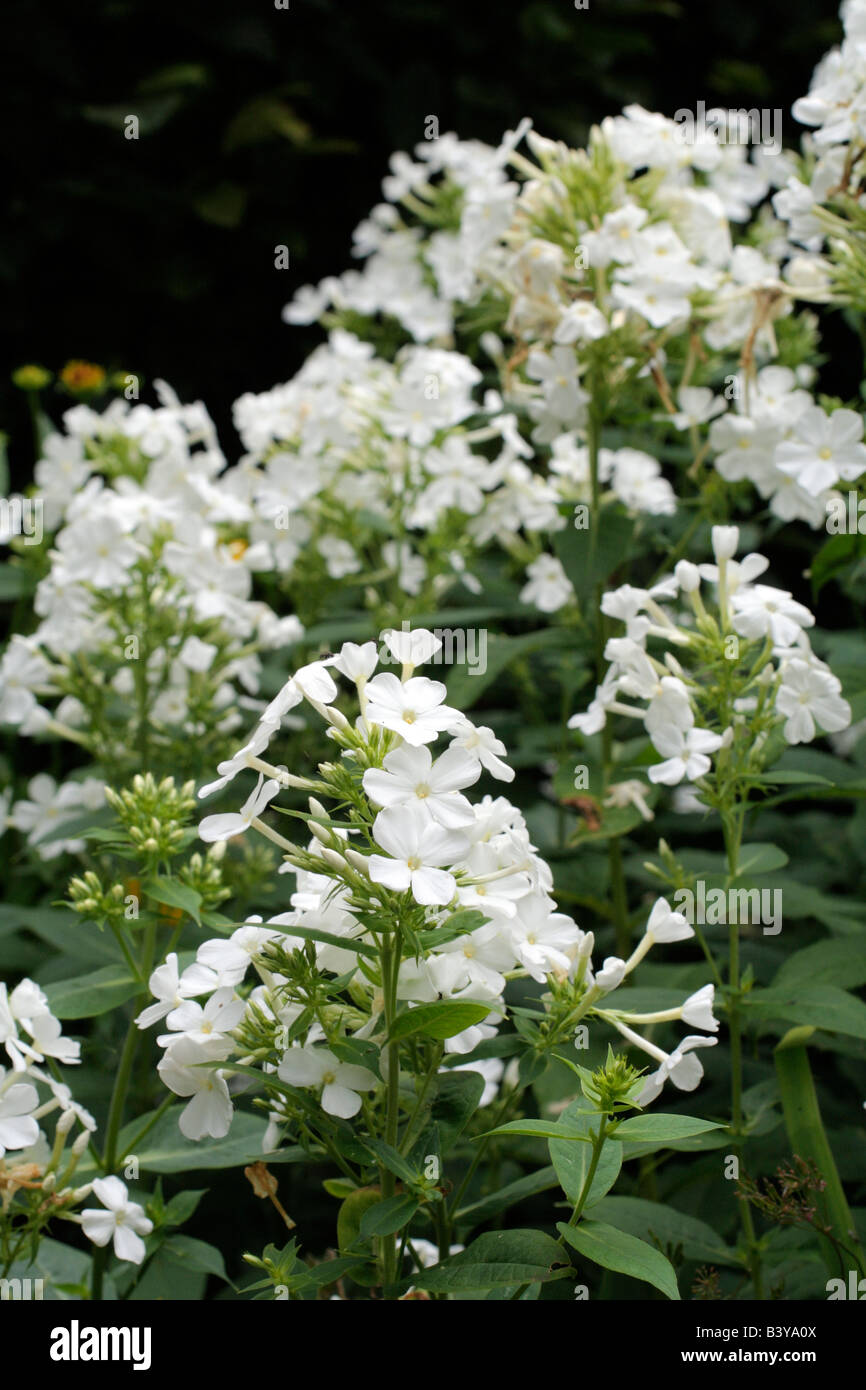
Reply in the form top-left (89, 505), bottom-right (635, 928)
top-left (1, 0), bottom-right (842, 477)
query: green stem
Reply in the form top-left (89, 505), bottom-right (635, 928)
top-left (90, 919), bottom-right (157, 1300)
top-left (586, 379), bottom-right (631, 959)
top-left (565, 1122), bottom-right (608, 1230)
top-left (722, 810), bottom-right (764, 1299)
top-left (379, 931), bottom-right (402, 1296)
top-left (116, 1092), bottom-right (174, 1167)
top-left (400, 1044), bottom-right (443, 1156)
top-left (512, 1120), bottom-right (610, 1300)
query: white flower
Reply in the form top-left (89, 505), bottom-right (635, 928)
top-left (644, 896), bottom-right (694, 944)
top-left (292, 659), bottom-right (339, 706)
top-left (9, 774), bottom-right (93, 860)
top-left (333, 641), bottom-right (379, 684)
top-left (637, 1035), bottom-right (718, 1105)
top-left (381, 627), bottom-right (442, 668)
top-left (278, 1045), bottom-right (377, 1118)
top-left (198, 723), bottom-right (279, 798)
top-left (776, 659), bottom-right (851, 744)
top-left (449, 719), bottom-right (515, 782)
top-left (595, 957), bottom-right (628, 992)
top-left (178, 635), bottom-right (218, 672)
top-left (648, 725), bottom-right (724, 785)
top-left (363, 744), bottom-right (480, 828)
top-left (669, 387), bottom-right (726, 430)
top-left (520, 554), bottom-right (574, 613)
top-left (364, 673), bottom-right (461, 746)
top-left (157, 1035), bottom-right (235, 1139)
top-left (55, 515), bottom-right (140, 589)
top-left (81, 1176), bottom-right (153, 1264)
top-left (192, 924), bottom-right (280, 988)
top-left (0, 1070), bottom-right (40, 1156)
top-left (554, 300), bottom-right (609, 343)
top-left (0, 638), bottom-right (53, 726)
top-left (158, 988), bottom-right (245, 1045)
top-left (610, 448), bottom-right (677, 516)
top-left (318, 535), bottom-right (361, 579)
top-left (681, 984), bottom-right (719, 1032)
top-left (508, 897), bottom-right (579, 982)
top-left (645, 678), bottom-right (693, 741)
top-left (776, 406), bottom-right (866, 494)
top-left (135, 952), bottom-right (203, 1029)
top-left (425, 924), bottom-right (514, 1000)
top-left (369, 802), bottom-right (469, 906)
top-left (604, 780), bottom-right (654, 822)
top-left (0, 980), bottom-right (80, 1069)
top-left (731, 585), bottom-right (814, 647)
top-left (199, 775), bottom-right (280, 843)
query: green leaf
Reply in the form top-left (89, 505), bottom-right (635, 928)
top-left (0, 903), bottom-right (81, 938)
top-left (409, 1229), bottom-right (573, 1292)
top-left (3, 1238), bottom-right (115, 1301)
top-left (361, 1138), bottom-right (417, 1185)
top-left (745, 771), bottom-right (832, 787)
top-left (746, 985), bottom-right (866, 1040)
top-left (158, 1234), bottom-right (229, 1281)
top-left (557, 1219), bottom-right (680, 1299)
top-left (390, 1000), bottom-right (491, 1042)
top-left (811, 531), bottom-right (866, 596)
top-left (735, 842), bottom-right (789, 876)
top-left (337, 1187), bottom-right (382, 1280)
top-left (549, 1108), bottom-right (622, 1208)
top-left (774, 938), bottom-right (866, 991)
top-left (775, 1033), bottom-right (866, 1279)
top-left (142, 875), bottom-right (202, 925)
top-left (162, 1188), bottom-right (207, 1228)
top-left (44, 964), bottom-right (139, 1018)
top-left (359, 1194), bottom-right (420, 1239)
top-left (481, 1119), bottom-right (590, 1142)
top-left (554, 504), bottom-right (634, 601)
top-left (614, 1114), bottom-right (724, 1142)
top-left (431, 1070), bottom-right (485, 1154)
top-left (0, 564), bottom-right (34, 600)
top-left (76, 1108), bottom-right (305, 1175)
top-left (456, 1166), bottom-right (559, 1227)
top-left (445, 627), bottom-right (575, 709)
top-left (590, 1196), bottom-right (741, 1267)
top-left (127, 1235), bottom-right (230, 1300)
top-left (267, 923), bottom-right (376, 959)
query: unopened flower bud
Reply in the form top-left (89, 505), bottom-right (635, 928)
top-left (711, 525), bottom-right (739, 562)
top-left (675, 559), bottom-right (701, 593)
top-left (344, 848), bottom-right (371, 875)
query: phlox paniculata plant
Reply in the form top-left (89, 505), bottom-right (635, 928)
top-left (133, 628), bottom-right (723, 1292)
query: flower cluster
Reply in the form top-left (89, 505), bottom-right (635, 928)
top-left (0, 382), bottom-right (303, 795)
top-left (571, 524), bottom-right (852, 795)
top-left (137, 628), bottom-right (718, 1144)
top-left (0, 976), bottom-right (149, 1268)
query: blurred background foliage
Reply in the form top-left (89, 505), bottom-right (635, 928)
top-left (1, 0), bottom-right (842, 482)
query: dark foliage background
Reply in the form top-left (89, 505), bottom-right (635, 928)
top-left (2, 0), bottom-right (842, 482)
